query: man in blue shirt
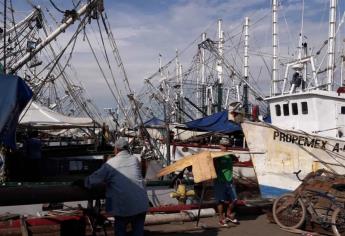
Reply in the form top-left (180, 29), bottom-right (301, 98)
top-left (85, 138), bottom-right (149, 236)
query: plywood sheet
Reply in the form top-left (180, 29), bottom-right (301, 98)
top-left (157, 151), bottom-right (232, 183)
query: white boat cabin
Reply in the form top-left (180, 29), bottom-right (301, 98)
top-left (267, 89), bottom-right (345, 139)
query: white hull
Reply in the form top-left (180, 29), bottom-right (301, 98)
top-left (242, 121), bottom-right (345, 198)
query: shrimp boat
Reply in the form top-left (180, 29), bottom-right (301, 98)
top-left (242, 0), bottom-right (345, 198)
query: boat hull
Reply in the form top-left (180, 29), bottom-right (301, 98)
top-left (242, 121), bottom-right (345, 198)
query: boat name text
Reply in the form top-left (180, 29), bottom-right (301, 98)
top-left (273, 131), bottom-right (328, 150)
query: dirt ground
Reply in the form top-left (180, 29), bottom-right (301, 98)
top-left (144, 212), bottom-right (297, 236)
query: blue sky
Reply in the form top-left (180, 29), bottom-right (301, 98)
top-left (8, 0), bottom-right (345, 115)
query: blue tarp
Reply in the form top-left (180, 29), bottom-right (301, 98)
top-left (144, 117), bottom-right (165, 127)
top-left (0, 75), bottom-right (33, 149)
top-left (263, 115), bottom-right (271, 123)
top-left (184, 111), bottom-right (241, 133)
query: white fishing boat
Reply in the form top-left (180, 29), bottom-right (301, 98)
top-left (241, 0), bottom-right (345, 198)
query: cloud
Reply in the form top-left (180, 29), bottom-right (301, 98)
top-left (11, 0), bottom-right (345, 117)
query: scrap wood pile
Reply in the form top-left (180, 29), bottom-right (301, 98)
top-left (293, 169), bottom-right (345, 203)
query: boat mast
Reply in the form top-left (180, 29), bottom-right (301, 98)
top-left (2, 8), bottom-right (41, 39)
top-left (201, 32), bottom-right (206, 116)
top-left (175, 49), bottom-right (182, 122)
top-left (161, 53), bottom-right (171, 165)
top-left (217, 19), bottom-right (224, 112)
top-left (179, 63), bottom-right (184, 122)
top-left (175, 49), bottom-right (179, 84)
top-left (327, 0), bottom-right (337, 91)
top-left (10, 0), bottom-right (102, 74)
top-left (272, 0), bottom-right (278, 96)
top-left (243, 17), bottom-right (249, 114)
top-left (179, 64), bottom-right (183, 97)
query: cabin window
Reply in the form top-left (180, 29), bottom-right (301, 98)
top-left (301, 102), bottom-right (308, 114)
top-left (292, 103), bottom-right (298, 115)
top-left (283, 104), bottom-right (289, 116)
top-left (341, 106), bottom-right (345, 114)
top-left (275, 104), bottom-right (281, 116)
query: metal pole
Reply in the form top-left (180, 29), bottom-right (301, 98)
top-left (3, 0), bottom-right (7, 74)
top-left (159, 53), bottom-right (162, 77)
top-left (196, 183), bottom-right (206, 227)
top-left (179, 64), bottom-right (184, 122)
top-left (217, 19), bottom-right (224, 112)
top-left (184, 97), bottom-right (207, 116)
top-left (272, 0), bottom-right (278, 96)
top-left (327, 0), bottom-right (337, 91)
top-left (201, 32), bottom-right (206, 116)
top-left (164, 102), bottom-right (171, 165)
top-left (341, 56), bottom-right (344, 86)
top-left (303, 42), bottom-right (308, 90)
top-left (175, 49), bottom-right (180, 122)
top-left (243, 17), bottom-right (249, 114)
top-left (196, 61), bottom-right (200, 118)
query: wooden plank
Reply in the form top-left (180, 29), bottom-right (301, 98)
top-left (191, 153), bottom-right (216, 183)
top-left (157, 151), bottom-right (234, 183)
top-left (156, 152), bottom-right (204, 177)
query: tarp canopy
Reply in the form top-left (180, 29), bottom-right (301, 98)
top-left (0, 75), bottom-right (33, 149)
top-left (183, 110), bottom-right (241, 133)
top-left (144, 117), bottom-right (165, 128)
top-left (19, 102), bottom-right (95, 129)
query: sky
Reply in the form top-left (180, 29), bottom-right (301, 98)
top-left (9, 0), bottom-right (345, 117)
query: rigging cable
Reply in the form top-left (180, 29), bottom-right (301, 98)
top-left (41, 11), bottom-right (102, 120)
top-left (95, 16), bottom-right (131, 124)
top-left (49, 0), bottom-right (65, 14)
top-left (102, 13), bottom-right (133, 94)
top-left (84, 32), bottom-right (129, 123)
top-left (20, 13), bottom-right (89, 122)
top-left (92, 18), bottom-right (127, 111)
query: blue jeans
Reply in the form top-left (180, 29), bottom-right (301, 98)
top-left (214, 181), bottom-right (237, 202)
top-left (114, 212), bottom-right (146, 236)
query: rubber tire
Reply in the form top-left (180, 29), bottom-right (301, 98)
top-left (272, 193), bottom-right (306, 229)
top-left (332, 207), bottom-right (345, 236)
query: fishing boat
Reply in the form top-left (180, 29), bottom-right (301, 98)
top-left (0, 0), bottom-right (125, 215)
top-left (241, 0), bottom-right (345, 198)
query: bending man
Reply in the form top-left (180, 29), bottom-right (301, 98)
top-left (85, 138), bottom-right (149, 236)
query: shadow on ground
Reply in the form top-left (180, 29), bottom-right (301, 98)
top-left (145, 228), bottom-right (220, 236)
